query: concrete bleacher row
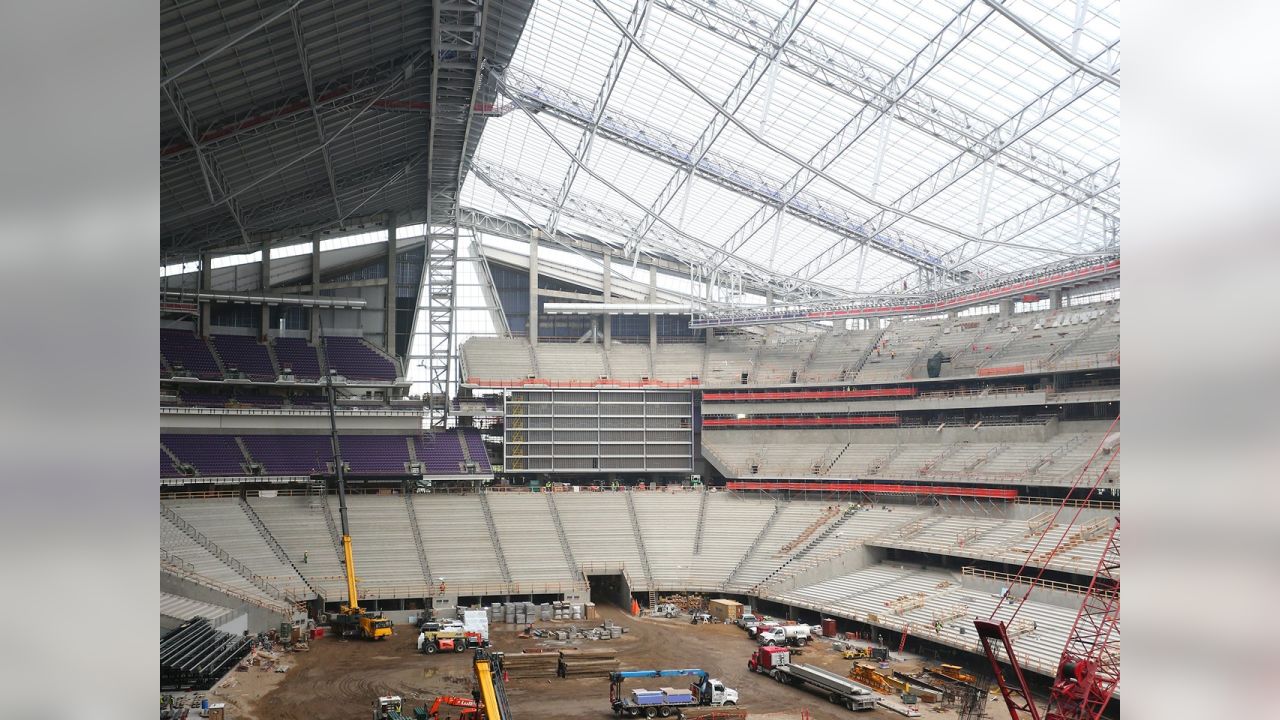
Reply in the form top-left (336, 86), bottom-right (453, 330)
top-left (702, 426), bottom-right (1120, 487)
top-left (160, 492), bottom-right (1110, 685)
top-left (161, 493), bottom-right (1109, 603)
top-left (161, 329), bottom-right (402, 382)
top-left (773, 563), bottom-right (1089, 683)
top-left (460, 301), bottom-right (1119, 387)
top-left (161, 430), bottom-right (490, 478)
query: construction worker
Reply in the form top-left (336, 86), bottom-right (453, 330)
top-left (303, 551), bottom-right (308, 564)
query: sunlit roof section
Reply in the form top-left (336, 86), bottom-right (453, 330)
top-left (460, 0), bottom-right (1118, 299)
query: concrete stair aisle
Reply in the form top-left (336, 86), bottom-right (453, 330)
top-left (842, 325), bottom-right (889, 381)
top-left (264, 340), bottom-right (283, 378)
top-left (162, 504), bottom-right (289, 602)
top-left (161, 443), bottom-right (183, 472)
top-left (239, 499), bottom-right (318, 598)
top-left (623, 491), bottom-right (656, 592)
top-left (403, 492), bottom-right (434, 588)
top-left (527, 342), bottom-right (541, 377)
top-left (750, 505), bottom-right (860, 593)
top-left (692, 490), bottom-right (710, 555)
top-left (477, 492), bottom-right (513, 583)
top-left (233, 437), bottom-right (257, 473)
top-left (406, 438), bottom-right (419, 465)
top-left (598, 344), bottom-right (613, 379)
top-left (457, 430), bottom-right (472, 464)
top-left (320, 495), bottom-right (345, 564)
top-left (722, 503), bottom-right (783, 589)
top-left (866, 443), bottom-right (906, 476)
top-left (544, 491), bottom-right (580, 579)
top-left (204, 337), bottom-right (230, 378)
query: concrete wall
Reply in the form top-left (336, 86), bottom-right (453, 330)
top-left (161, 572), bottom-right (292, 634)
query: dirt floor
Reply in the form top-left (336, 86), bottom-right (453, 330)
top-left (210, 603), bottom-right (1015, 720)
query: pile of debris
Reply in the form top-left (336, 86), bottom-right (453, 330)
top-left (656, 593), bottom-right (707, 612)
top-left (557, 647), bottom-right (620, 677)
top-left (502, 650), bottom-right (560, 679)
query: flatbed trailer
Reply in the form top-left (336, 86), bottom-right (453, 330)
top-left (749, 647), bottom-right (879, 711)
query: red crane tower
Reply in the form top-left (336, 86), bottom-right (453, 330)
top-left (973, 420), bottom-right (1121, 720)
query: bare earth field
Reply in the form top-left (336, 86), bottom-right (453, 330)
top-left (210, 604), bottom-right (1013, 720)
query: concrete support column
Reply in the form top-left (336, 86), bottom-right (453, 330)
top-left (528, 230), bottom-right (539, 344)
top-left (310, 235), bottom-right (321, 344)
top-left (1049, 288), bottom-right (1063, 310)
top-left (601, 251), bottom-right (612, 347)
top-left (199, 251), bottom-right (212, 337)
top-left (384, 213), bottom-right (397, 354)
top-left (648, 265), bottom-right (657, 354)
top-left (260, 238), bottom-right (272, 340)
top-left (947, 310), bottom-right (958, 320)
top-left (999, 298), bottom-right (1014, 318)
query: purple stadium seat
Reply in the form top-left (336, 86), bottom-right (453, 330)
top-left (210, 335), bottom-right (276, 381)
top-left (161, 329), bottom-right (222, 380)
top-left (272, 337), bottom-right (322, 380)
top-left (161, 434), bottom-right (247, 476)
top-left (320, 336), bottom-right (398, 382)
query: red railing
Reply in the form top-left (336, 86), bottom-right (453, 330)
top-left (702, 387), bottom-right (917, 402)
top-left (467, 377), bottom-right (701, 388)
top-left (726, 481), bottom-right (1018, 499)
top-left (703, 415), bottom-right (899, 427)
top-left (977, 364), bottom-right (1026, 377)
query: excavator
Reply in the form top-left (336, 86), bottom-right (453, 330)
top-left (426, 696), bottom-right (479, 720)
top-left (320, 357), bottom-right (392, 641)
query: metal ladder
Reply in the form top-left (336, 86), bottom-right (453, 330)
top-left (477, 491), bottom-right (513, 583)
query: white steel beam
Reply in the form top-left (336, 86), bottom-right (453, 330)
top-left (589, 0), bottom-right (1101, 274)
top-left (796, 40), bottom-right (1120, 281)
top-left (545, 0), bottom-right (651, 236)
top-left (289, 9), bottom-right (343, 221)
top-left (707, 0), bottom-right (992, 273)
top-left (620, 0), bottom-right (815, 260)
top-left (661, 0), bottom-right (1118, 218)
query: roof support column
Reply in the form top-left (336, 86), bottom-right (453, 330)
top-left (1050, 288), bottom-right (1063, 310)
top-left (529, 229), bottom-right (540, 344)
top-left (649, 265), bottom-right (657, 355)
top-left (999, 298), bottom-right (1014, 319)
top-left (199, 251), bottom-right (212, 337)
top-left (385, 212), bottom-right (397, 355)
top-left (602, 251), bottom-right (612, 347)
top-left (310, 234), bottom-right (321, 344)
top-left (260, 238), bottom-right (272, 341)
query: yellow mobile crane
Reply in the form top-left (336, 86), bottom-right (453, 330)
top-left (320, 347), bottom-right (393, 641)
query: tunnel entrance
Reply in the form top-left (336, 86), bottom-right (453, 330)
top-left (586, 573), bottom-right (630, 608)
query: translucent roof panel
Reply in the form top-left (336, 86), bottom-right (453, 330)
top-left (461, 0), bottom-right (1119, 298)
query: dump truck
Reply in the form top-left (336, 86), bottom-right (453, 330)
top-left (609, 669), bottom-right (738, 717)
top-left (748, 646), bottom-right (879, 711)
top-left (757, 623), bottom-right (812, 647)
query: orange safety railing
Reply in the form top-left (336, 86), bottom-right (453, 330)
top-left (726, 480), bottom-right (1017, 499)
top-left (467, 377), bottom-right (701, 388)
top-left (702, 387), bottom-right (917, 402)
top-left (703, 415), bottom-right (899, 427)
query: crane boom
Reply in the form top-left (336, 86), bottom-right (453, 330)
top-left (321, 332), bottom-right (359, 612)
top-left (974, 424), bottom-right (1120, 720)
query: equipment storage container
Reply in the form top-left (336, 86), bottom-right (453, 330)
top-left (661, 687), bottom-right (693, 704)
